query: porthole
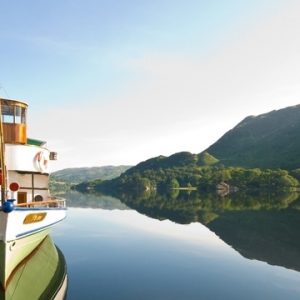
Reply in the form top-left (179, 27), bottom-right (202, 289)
top-left (34, 195), bottom-right (43, 202)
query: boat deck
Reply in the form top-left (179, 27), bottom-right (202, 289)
top-left (14, 198), bottom-right (66, 209)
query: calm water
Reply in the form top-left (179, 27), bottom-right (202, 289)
top-left (52, 191), bottom-right (300, 300)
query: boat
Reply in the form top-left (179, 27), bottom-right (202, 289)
top-left (1, 235), bottom-right (67, 299)
top-left (0, 98), bottom-right (67, 288)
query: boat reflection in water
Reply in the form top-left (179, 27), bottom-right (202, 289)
top-left (0, 235), bottom-right (67, 299)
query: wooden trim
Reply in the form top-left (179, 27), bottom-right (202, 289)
top-left (17, 191), bottom-right (27, 204)
top-left (0, 98), bottom-right (28, 108)
top-left (3, 123), bottom-right (27, 144)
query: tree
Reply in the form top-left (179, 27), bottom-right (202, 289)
top-left (166, 178), bottom-right (180, 190)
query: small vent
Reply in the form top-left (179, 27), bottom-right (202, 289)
top-left (50, 152), bottom-right (57, 160)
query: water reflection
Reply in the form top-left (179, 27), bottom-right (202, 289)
top-left (52, 190), bottom-right (300, 300)
top-left (60, 190), bottom-right (128, 210)
top-left (208, 210), bottom-right (300, 272)
top-left (75, 189), bottom-right (300, 273)
top-left (115, 190), bottom-right (300, 224)
top-left (0, 235), bottom-right (67, 299)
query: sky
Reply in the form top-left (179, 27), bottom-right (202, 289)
top-left (0, 0), bottom-right (300, 170)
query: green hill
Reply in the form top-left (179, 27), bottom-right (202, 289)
top-left (206, 104), bottom-right (300, 169)
top-left (74, 104), bottom-right (300, 193)
top-left (51, 165), bottom-right (131, 184)
top-left (126, 151), bottom-right (218, 175)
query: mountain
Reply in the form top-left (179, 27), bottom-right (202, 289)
top-left (73, 104), bottom-right (300, 193)
top-left (206, 104), bottom-right (300, 169)
top-left (51, 165), bottom-right (131, 184)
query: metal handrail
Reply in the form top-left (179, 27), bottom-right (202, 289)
top-left (15, 198), bottom-right (66, 208)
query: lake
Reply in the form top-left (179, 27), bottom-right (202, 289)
top-left (52, 191), bottom-right (300, 300)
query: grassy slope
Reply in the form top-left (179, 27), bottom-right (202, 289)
top-left (206, 104), bottom-right (300, 169)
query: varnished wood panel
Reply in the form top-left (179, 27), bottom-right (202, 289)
top-left (3, 124), bottom-right (27, 144)
top-left (17, 191), bottom-right (27, 204)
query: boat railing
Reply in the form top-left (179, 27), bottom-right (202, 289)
top-left (15, 198), bottom-right (66, 209)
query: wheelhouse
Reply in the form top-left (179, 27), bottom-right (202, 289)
top-left (0, 98), bottom-right (28, 144)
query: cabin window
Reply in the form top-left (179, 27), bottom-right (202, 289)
top-left (1, 104), bottom-right (26, 124)
top-left (2, 105), bottom-right (14, 123)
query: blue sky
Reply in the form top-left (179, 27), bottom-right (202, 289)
top-left (1, 0), bottom-right (299, 170)
top-left (0, 0), bottom-right (279, 103)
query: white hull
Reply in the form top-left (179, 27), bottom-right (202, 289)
top-left (0, 207), bottom-right (66, 242)
top-left (0, 207), bottom-right (66, 286)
